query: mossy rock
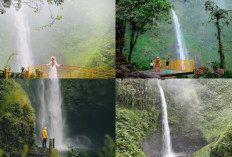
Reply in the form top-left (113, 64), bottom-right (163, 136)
top-left (0, 80), bottom-right (36, 155)
top-left (210, 122), bottom-right (232, 157)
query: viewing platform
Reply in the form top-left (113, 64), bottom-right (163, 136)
top-left (2, 65), bottom-right (115, 79)
top-left (149, 59), bottom-right (195, 78)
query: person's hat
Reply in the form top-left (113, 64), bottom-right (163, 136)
top-left (51, 56), bottom-right (56, 61)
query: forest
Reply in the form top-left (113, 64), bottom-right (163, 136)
top-left (116, 79), bottom-right (232, 157)
top-left (0, 0), bottom-right (115, 73)
top-left (117, 0), bottom-right (232, 78)
top-left (0, 79), bottom-right (115, 157)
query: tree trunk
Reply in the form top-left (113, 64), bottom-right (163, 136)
top-left (216, 15), bottom-right (225, 69)
top-left (128, 30), bottom-right (135, 62)
top-left (116, 19), bottom-right (126, 53)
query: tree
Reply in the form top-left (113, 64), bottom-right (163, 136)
top-left (0, 0), bottom-right (64, 28)
top-left (116, 0), bottom-right (126, 53)
top-left (117, 0), bottom-right (171, 62)
top-left (205, 0), bottom-right (232, 69)
top-left (0, 0), bottom-right (64, 14)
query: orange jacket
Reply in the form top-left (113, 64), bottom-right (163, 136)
top-left (42, 127), bottom-right (48, 139)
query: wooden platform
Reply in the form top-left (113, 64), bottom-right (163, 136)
top-left (160, 71), bottom-right (194, 78)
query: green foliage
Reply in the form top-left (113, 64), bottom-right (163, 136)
top-left (4, 51), bottom-right (18, 71)
top-left (0, 149), bottom-right (9, 157)
top-left (210, 122), bottom-right (232, 157)
top-left (191, 144), bottom-right (212, 157)
top-left (87, 32), bottom-right (115, 69)
top-left (0, 0), bottom-right (64, 14)
top-left (200, 70), bottom-right (232, 78)
top-left (66, 146), bottom-right (79, 157)
top-left (116, 108), bottom-right (159, 157)
top-left (117, 0), bottom-right (171, 62)
top-left (116, 79), bottom-right (160, 110)
top-left (116, 79), bottom-right (161, 157)
top-left (50, 148), bottom-right (63, 157)
top-left (205, 0), bottom-right (232, 69)
top-left (0, 80), bottom-right (35, 155)
top-left (21, 145), bottom-right (28, 157)
top-left (209, 61), bottom-right (222, 69)
top-left (122, 0), bottom-right (232, 70)
top-left (98, 135), bottom-right (115, 157)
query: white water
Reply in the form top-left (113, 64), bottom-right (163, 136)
top-left (171, 9), bottom-right (188, 60)
top-left (38, 80), bottom-right (66, 150)
top-left (157, 80), bottom-right (173, 157)
top-left (13, 8), bottom-right (34, 71)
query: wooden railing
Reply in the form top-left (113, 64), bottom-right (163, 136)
top-left (26, 64), bottom-right (115, 79)
top-left (153, 60), bottom-right (195, 72)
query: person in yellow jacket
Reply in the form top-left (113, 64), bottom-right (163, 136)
top-left (42, 127), bottom-right (48, 148)
top-left (155, 57), bottom-right (161, 73)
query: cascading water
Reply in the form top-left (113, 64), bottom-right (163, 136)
top-left (38, 79), bottom-right (66, 150)
top-left (157, 80), bottom-right (173, 157)
top-left (171, 9), bottom-right (188, 60)
top-left (14, 8), bottom-right (34, 71)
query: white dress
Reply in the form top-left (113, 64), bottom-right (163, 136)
top-left (47, 61), bottom-right (60, 79)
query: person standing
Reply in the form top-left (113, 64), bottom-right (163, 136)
top-left (150, 60), bottom-right (154, 72)
top-left (166, 57), bottom-right (170, 69)
top-left (42, 127), bottom-right (48, 148)
top-left (46, 56), bottom-right (63, 79)
top-left (155, 57), bottom-right (161, 73)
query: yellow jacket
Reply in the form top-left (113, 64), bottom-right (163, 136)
top-left (42, 127), bottom-right (48, 139)
top-left (155, 62), bottom-right (161, 68)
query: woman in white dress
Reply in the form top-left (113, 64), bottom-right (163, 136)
top-left (46, 56), bottom-right (62, 78)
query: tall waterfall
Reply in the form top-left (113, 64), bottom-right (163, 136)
top-left (14, 8), bottom-right (34, 71)
top-left (157, 80), bottom-right (173, 157)
top-left (38, 80), bottom-right (66, 150)
top-left (171, 9), bottom-right (188, 60)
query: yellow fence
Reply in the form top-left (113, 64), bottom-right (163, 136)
top-left (26, 65), bottom-right (115, 79)
top-left (154, 60), bottom-right (195, 72)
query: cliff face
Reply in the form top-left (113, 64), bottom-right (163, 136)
top-left (0, 80), bottom-right (36, 155)
top-left (157, 80), bottom-right (232, 156)
top-left (116, 79), bottom-right (232, 157)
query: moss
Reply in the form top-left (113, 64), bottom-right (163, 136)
top-left (50, 149), bottom-right (63, 157)
top-left (0, 80), bottom-right (36, 155)
top-left (191, 143), bottom-right (212, 157)
top-left (116, 106), bottom-right (160, 157)
top-left (210, 122), bottom-right (232, 157)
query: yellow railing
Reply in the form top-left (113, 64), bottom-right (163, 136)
top-left (153, 60), bottom-right (195, 72)
top-left (26, 65), bottom-right (115, 79)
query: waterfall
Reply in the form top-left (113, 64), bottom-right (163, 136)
top-left (14, 8), bottom-right (34, 71)
top-left (38, 79), bottom-right (66, 150)
top-left (171, 9), bottom-right (188, 60)
top-left (157, 80), bottom-right (173, 157)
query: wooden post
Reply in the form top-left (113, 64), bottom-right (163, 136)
top-left (67, 67), bottom-right (70, 79)
top-left (52, 138), bottom-right (55, 148)
top-left (87, 68), bottom-right (90, 79)
top-left (192, 60), bottom-right (195, 72)
top-left (91, 68), bottom-right (93, 78)
top-left (4, 68), bottom-right (8, 79)
top-left (66, 71), bottom-right (69, 79)
top-left (41, 65), bottom-right (43, 79)
top-left (26, 67), bottom-right (30, 79)
top-left (49, 139), bottom-right (52, 153)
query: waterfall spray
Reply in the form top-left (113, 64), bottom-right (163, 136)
top-left (38, 80), bottom-right (66, 150)
top-left (14, 8), bottom-right (34, 71)
top-left (171, 9), bottom-right (188, 60)
top-left (157, 80), bottom-right (173, 157)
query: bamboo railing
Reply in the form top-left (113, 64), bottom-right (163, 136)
top-left (26, 64), bottom-right (115, 79)
top-left (153, 60), bottom-right (195, 72)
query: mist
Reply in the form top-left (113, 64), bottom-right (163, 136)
top-left (0, 0), bottom-right (115, 71)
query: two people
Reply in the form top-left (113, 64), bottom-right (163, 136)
top-left (150, 57), bottom-right (170, 73)
top-left (46, 56), bottom-right (63, 79)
